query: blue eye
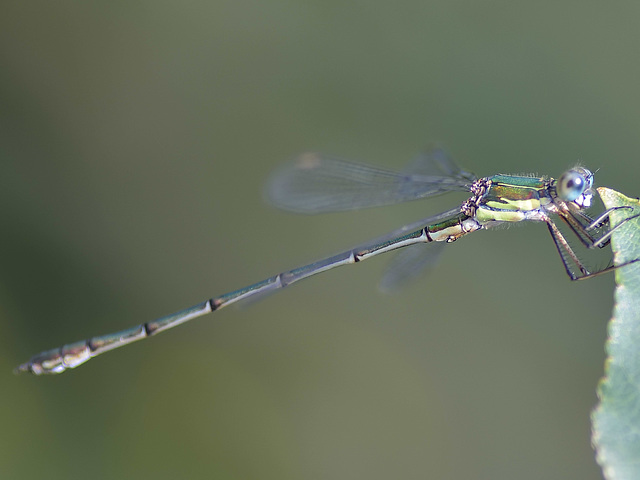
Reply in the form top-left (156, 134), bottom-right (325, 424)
top-left (557, 170), bottom-right (588, 202)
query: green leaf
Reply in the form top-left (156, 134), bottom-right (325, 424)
top-left (592, 187), bottom-right (640, 480)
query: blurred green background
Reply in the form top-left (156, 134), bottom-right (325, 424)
top-left (2, 2), bottom-right (640, 479)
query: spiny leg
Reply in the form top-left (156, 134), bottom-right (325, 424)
top-left (572, 210), bottom-right (640, 280)
top-left (550, 209), bottom-right (640, 281)
top-left (558, 207), bottom-right (622, 249)
top-left (571, 207), bottom-right (629, 232)
top-left (559, 207), bottom-right (636, 250)
top-left (571, 258), bottom-right (640, 281)
top-left (545, 218), bottom-right (590, 281)
top-left (587, 211), bottom-right (640, 249)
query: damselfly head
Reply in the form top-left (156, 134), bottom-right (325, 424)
top-left (556, 167), bottom-right (594, 208)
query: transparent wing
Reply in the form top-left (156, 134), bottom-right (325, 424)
top-left (401, 147), bottom-right (476, 180)
top-left (379, 242), bottom-right (446, 293)
top-left (265, 148), bottom-right (476, 214)
top-left (376, 147), bottom-right (472, 290)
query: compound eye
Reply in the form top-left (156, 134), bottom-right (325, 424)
top-left (557, 170), bottom-right (587, 202)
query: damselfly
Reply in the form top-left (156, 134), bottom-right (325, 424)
top-left (16, 149), bottom-right (636, 374)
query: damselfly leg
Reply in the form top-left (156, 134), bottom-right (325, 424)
top-left (548, 206), bottom-right (640, 281)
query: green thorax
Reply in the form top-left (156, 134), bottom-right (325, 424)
top-left (474, 174), bottom-right (553, 223)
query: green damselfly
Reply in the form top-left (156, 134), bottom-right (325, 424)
top-left (16, 149), bottom-right (636, 374)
